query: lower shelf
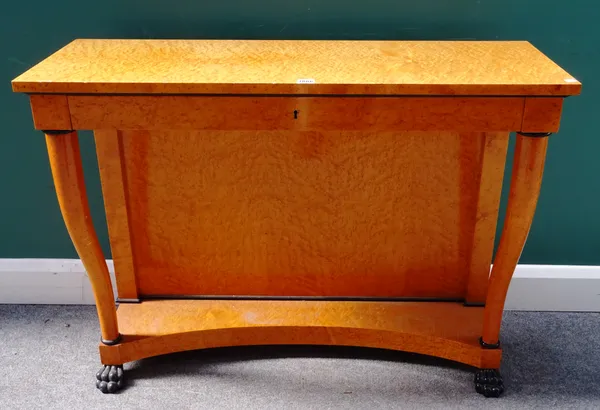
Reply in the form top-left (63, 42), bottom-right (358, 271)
top-left (99, 300), bottom-right (501, 368)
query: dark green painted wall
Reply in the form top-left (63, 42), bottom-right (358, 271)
top-left (1, 1), bottom-right (598, 263)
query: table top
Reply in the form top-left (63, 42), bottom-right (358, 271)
top-left (12, 39), bottom-right (581, 96)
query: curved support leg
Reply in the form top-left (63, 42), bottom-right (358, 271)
top-left (45, 131), bottom-right (119, 342)
top-left (482, 134), bottom-right (548, 345)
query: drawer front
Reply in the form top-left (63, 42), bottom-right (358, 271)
top-left (66, 95), bottom-right (526, 132)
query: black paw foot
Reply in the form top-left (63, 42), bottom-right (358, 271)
top-left (96, 365), bottom-right (124, 394)
top-left (475, 369), bottom-right (504, 397)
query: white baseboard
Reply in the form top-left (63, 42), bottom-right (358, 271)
top-left (505, 264), bottom-right (600, 312)
top-left (1, 259), bottom-right (599, 311)
top-left (0, 259), bottom-right (115, 305)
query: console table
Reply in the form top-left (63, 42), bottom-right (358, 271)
top-left (12, 39), bottom-right (580, 397)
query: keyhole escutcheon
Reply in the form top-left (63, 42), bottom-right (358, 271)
top-left (293, 110), bottom-right (299, 119)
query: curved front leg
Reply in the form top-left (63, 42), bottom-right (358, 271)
top-left (482, 134), bottom-right (548, 345)
top-left (45, 131), bottom-right (119, 343)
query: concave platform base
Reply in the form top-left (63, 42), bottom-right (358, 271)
top-left (99, 300), bottom-right (500, 369)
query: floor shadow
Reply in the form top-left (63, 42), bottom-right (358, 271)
top-left (123, 344), bottom-right (478, 401)
top-left (126, 344), bottom-right (473, 380)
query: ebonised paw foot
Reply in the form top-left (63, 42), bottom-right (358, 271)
top-left (474, 369), bottom-right (504, 397)
top-left (96, 365), bottom-right (124, 394)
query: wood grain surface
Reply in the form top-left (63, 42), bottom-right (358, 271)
top-left (114, 129), bottom-right (503, 298)
top-left (464, 132), bottom-right (509, 303)
top-left (12, 39), bottom-right (580, 96)
top-left (482, 135), bottom-right (548, 344)
top-left (99, 300), bottom-right (501, 369)
top-left (29, 94), bottom-right (71, 130)
top-left (68, 95), bottom-right (525, 132)
top-left (45, 131), bottom-right (119, 341)
top-left (94, 130), bottom-right (138, 300)
top-left (521, 97), bottom-right (564, 132)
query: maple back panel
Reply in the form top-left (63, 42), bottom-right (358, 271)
top-left (96, 129), bottom-right (508, 298)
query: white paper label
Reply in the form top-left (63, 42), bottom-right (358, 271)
top-left (296, 78), bottom-right (316, 84)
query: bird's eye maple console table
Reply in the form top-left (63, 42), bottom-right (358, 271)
top-left (12, 39), bottom-right (580, 397)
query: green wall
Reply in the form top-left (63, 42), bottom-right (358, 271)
top-left (1, 1), bottom-right (597, 263)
